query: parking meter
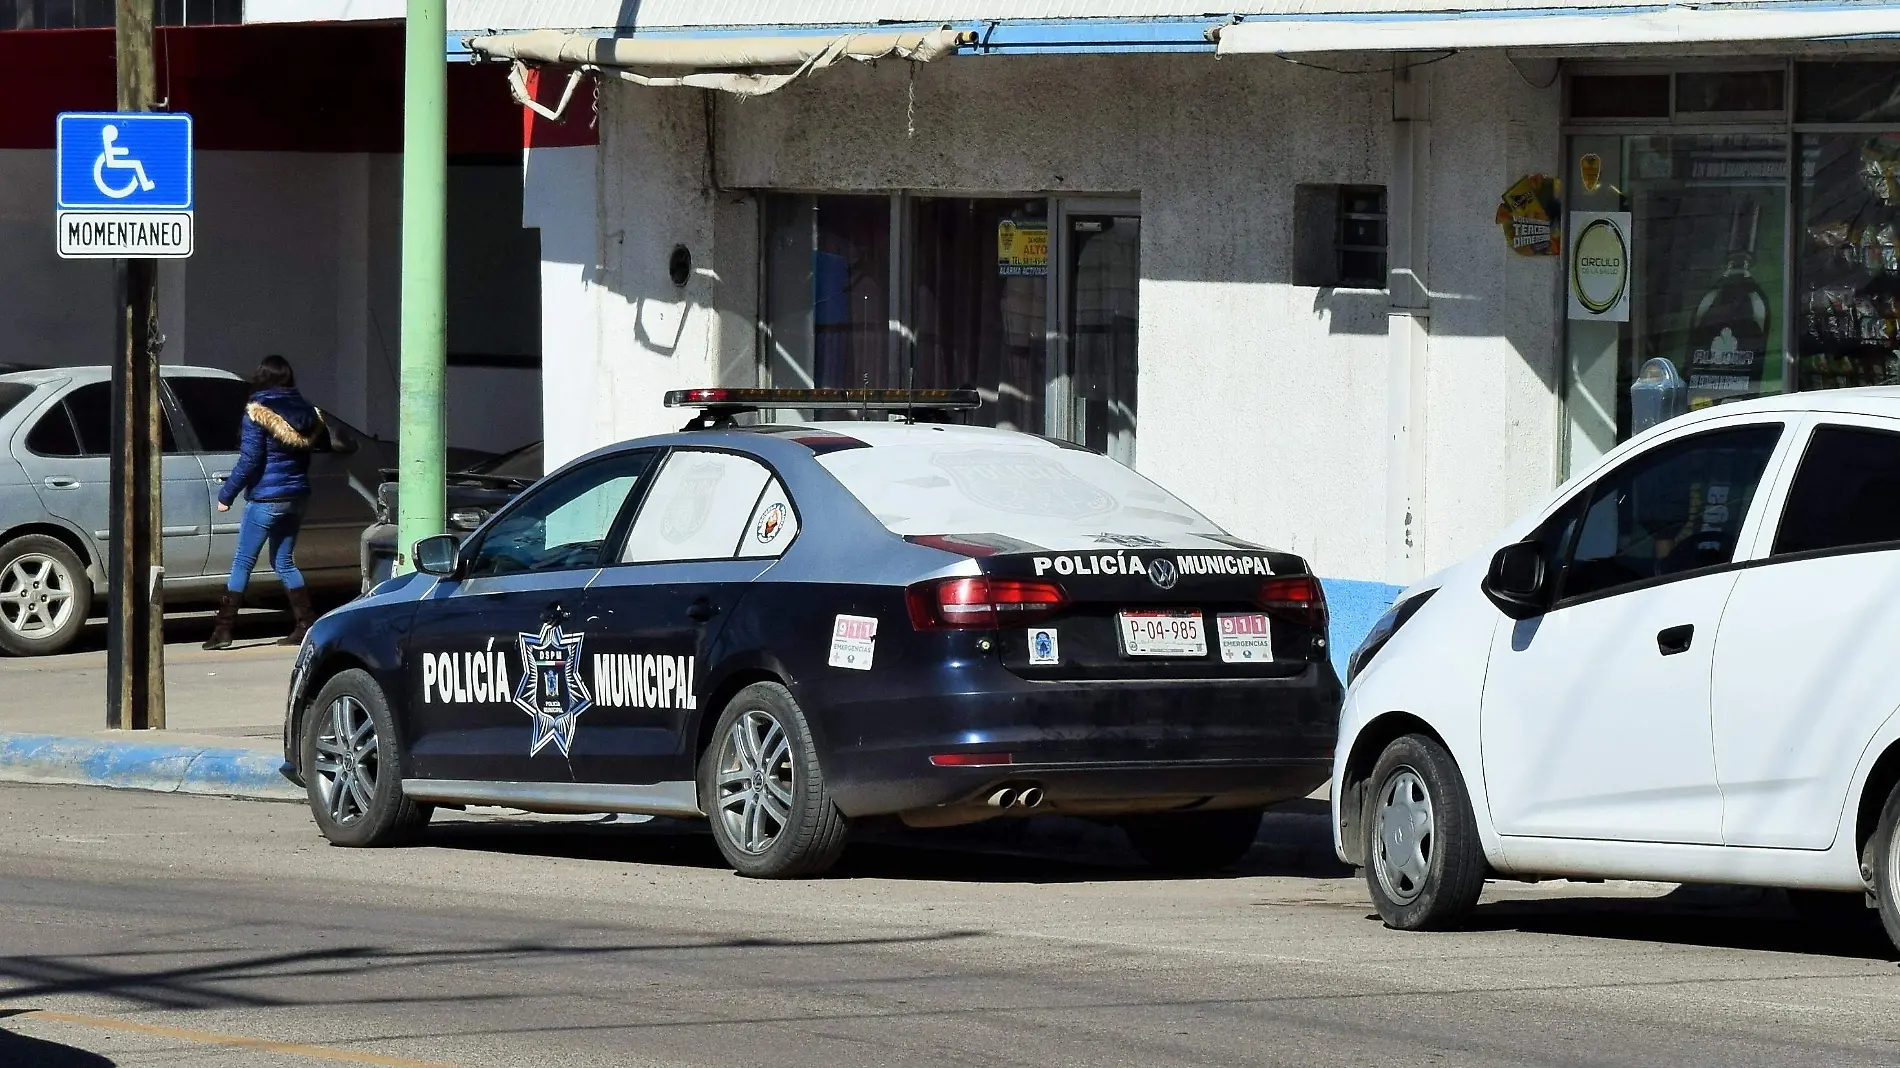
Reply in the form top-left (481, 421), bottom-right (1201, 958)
top-left (1631, 357), bottom-right (1687, 434)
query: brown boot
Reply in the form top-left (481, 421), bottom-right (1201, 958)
top-left (279, 585), bottom-right (317, 646)
top-left (203, 591), bottom-right (241, 650)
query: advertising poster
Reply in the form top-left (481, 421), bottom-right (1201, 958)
top-left (1496, 174), bottom-right (1562, 256)
top-left (997, 220), bottom-right (1049, 276)
top-left (1567, 211), bottom-right (1632, 322)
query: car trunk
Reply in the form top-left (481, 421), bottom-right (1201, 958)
top-left (966, 546), bottom-right (1326, 682)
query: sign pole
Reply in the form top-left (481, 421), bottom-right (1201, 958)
top-left (396, 0), bottom-right (448, 574)
top-left (107, 0), bottom-right (164, 731)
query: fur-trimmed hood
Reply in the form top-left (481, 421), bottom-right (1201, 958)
top-left (246, 400), bottom-right (318, 450)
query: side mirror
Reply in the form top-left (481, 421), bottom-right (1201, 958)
top-left (413, 534), bottom-right (462, 577)
top-left (1482, 540), bottom-right (1550, 620)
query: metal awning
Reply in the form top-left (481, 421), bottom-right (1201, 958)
top-left (1210, 3), bottom-right (1900, 53)
top-left (468, 27), bottom-right (974, 96)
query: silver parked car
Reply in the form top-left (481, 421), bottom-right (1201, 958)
top-left (0, 365), bottom-right (391, 656)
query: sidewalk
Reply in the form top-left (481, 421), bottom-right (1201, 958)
top-left (0, 619), bottom-right (300, 801)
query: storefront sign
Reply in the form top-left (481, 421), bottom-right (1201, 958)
top-left (997, 220), bottom-right (1048, 276)
top-left (1496, 174), bottom-right (1561, 257)
top-left (1568, 212), bottom-right (1632, 322)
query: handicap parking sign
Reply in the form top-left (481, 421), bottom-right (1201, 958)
top-left (55, 112), bottom-right (193, 259)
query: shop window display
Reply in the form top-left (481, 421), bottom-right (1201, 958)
top-left (1796, 133), bottom-right (1900, 390)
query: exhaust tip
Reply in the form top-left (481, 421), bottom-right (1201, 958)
top-left (986, 787), bottom-right (1018, 808)
top-left (1017, 786), bottom-right (1045, 808)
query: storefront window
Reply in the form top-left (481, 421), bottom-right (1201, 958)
top-left (1795, 132), bottom-right (1900, 391)
top-left (762, 195), bottom-right (891, 393)
top-left (911, 198), bottom-right (1049, 434)
top-left (1565, 133), bottom-right (1789, 470)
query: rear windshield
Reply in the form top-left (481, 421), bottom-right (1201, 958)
top-left (0, 382), bottom-right (34, 423)
top-left (817, 442), bottom-right (1225, 549)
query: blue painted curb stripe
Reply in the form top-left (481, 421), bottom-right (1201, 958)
top-left (0, 733), bottom-right (300, 801)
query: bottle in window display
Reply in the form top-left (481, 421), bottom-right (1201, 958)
top-left (1684, 199), bottom-right (1771, 408)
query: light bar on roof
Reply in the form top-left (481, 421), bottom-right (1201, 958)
top-left (663, 388), bottom-right (983, 410)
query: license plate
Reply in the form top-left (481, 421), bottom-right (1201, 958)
top-left (1118, 610), bottom-right (1207, 657)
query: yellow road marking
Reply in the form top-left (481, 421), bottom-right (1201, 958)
top-left (10, 1009), bottom-right (460, 1068)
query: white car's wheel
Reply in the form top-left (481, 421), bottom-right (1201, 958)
top-left (1364, 734), bottom-right (1488, 931)
top-left (1872, 778), bottom-right (1900, 954)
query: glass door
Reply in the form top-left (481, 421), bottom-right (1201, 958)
top-left (1055, 200), bottom-right (1141, 465)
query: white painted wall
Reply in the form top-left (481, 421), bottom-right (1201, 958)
top-left (534, 50), bottom-right (1565, 582)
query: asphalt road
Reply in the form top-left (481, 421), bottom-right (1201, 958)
top-left (2, 784), bottom-right (1897, 1068)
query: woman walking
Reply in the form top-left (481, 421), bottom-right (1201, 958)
top-left (203, 355), bottom-right (322, 650)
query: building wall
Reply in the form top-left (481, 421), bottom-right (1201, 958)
top-left (544, 51), bottom-right (1562, 587)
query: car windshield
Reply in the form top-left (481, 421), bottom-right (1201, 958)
top-left (817, 441), bottom-right (1227, 550)
top-left (0, 382), bottom-right (35, 422)
top-left (470, 441), bottom-right (543, 480)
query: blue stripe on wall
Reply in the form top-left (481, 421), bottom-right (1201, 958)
top-left (1320, 577), bottom-right (1403, 679)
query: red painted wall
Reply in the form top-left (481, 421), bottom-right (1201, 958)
top-left (0, 22), bottom-right (594, 153)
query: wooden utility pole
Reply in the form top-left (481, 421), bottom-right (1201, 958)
top-left (106, 0), bottom-right (165, 730)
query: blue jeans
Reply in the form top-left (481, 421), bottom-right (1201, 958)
top-left (226, 497), bottom-right (308, 593)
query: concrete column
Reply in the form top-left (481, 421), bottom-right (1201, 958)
top-left (524, 141), bottom-right (601, 469)
top-left (1385, 57), bottom-right (1433, 586)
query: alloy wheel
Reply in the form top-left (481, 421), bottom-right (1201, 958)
top-left (714, 709), bottom-right (795, 855)
top-left (313, 696), bottom-right (379, 826)
top-left (0, 553), bottom-right (75, 639)
top-left (1374, 767), bottom-right (1436, 905)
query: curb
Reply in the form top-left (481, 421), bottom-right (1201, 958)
top-left (0, 733), bottom-right (302, 802)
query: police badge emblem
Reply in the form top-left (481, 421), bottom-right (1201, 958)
top-left (514, 623), bottom-right (593, 757)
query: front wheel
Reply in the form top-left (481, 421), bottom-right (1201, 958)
top-left (1364, 734), bottom-right (1488, 930)
top-left (0, 534), bottom-right (92, 657)
top-left (699, 682), bottom-right (849, 878)
top-left (1122, 808), bottom-right (1263, 873)
top-left (302, 669), bottom-right (431, 847)
top-left (1871, 778), bottom-right (1900, 954)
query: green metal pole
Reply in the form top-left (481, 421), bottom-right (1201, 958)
top-left (396, 0), bottom-right (447, 574)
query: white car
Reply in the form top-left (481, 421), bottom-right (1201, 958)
top-left (1335, 388), bottom-right (1900, 949)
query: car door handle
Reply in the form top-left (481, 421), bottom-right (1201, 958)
top-left (42, 477), bottom-right (78, 490)
top-left (1657, 624), bottom-right (1695, 656)
top-left (542, 602), bottom-right (570, 625)
top-left (211, 471), bottom-right (232, 480)
top-left (686, 599), bottom-right (719, 623)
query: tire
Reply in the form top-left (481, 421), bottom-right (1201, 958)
top-left (1364, 733), bottom-right (1488, 931)
top-left (1871, 779), bottom-right (1900, 954)
top-left (699, 682), bottom-right (849, 878)
top-left (1122, 808), bottom-right (1263, 873)
top-left (0, 534), bottom-right (92, 657)
top-left (301, 668), bottom-right (432, 847)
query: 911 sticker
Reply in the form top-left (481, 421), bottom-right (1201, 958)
top-left (829, 614), bottom-right (878, 670)
top-left (1217, 613), bottom-right (1274, 664)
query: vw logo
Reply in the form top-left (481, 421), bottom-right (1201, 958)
top-left (1147, 557), bottom-right (1178, 590)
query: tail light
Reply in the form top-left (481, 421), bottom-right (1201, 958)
top-left (1259, 574), bottom-right (1328, 632)
top-left (907, 576), bottom-right (1068, 630)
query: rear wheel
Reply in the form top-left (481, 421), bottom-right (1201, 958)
top-left (1364, 734), bottom-right (1487, 930)
top-left (0, 535), bottom-right (91, 657)
top-left (1122, 808), bottom-right (1263, 873)
top-left (302, 669), bottom-right (431, 847)
top-left (700, 682), bottom-right (849, 878)
top-left (1871, 779), bottom-right (1900, 954)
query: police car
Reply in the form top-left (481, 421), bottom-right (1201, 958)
top-left (283, 389), bottom-right (1342, 877)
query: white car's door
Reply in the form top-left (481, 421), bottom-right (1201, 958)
top-left (1480, 421), bottom-right (1786, 845)
top-left (1711, 416), bottom-right (1900, 849)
